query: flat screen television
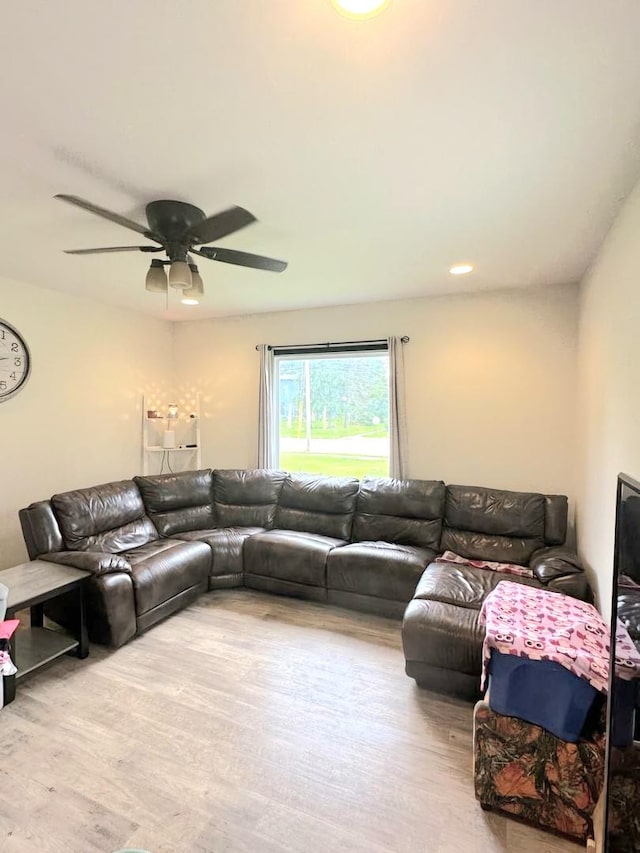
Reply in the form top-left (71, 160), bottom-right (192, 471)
top-left (603, 473), bottom-right (640, 851)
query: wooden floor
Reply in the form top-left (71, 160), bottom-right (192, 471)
top-left (0, 591), bottom-right (581, 853)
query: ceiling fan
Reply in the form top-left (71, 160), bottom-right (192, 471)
top-left (55, 194), bottom-right (288, 305)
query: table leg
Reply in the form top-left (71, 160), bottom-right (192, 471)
top-left (77, 585), bottom-right (89, 660)
top-left (30, 603), bottom-right (44, 628)
top-left (3, 672), bottom-right (16, 705)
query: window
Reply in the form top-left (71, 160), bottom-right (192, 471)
top-left (275, 349), bottom-right (390, 478)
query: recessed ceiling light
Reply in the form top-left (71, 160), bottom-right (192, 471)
top-left (332, 0), bottom-right (391, 20)
top-left (181, 297), bottom-right (199, 306)
top-left (449, 264), bottom-right (474, 276)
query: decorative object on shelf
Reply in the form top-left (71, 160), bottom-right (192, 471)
top-left (162, 430), bottom-right (176, 450)
top-left (55, 194), bottom-right (288, 307)
top-left (0, 318), bottom-right (31, 403)
top-left (163, 404), bottom-right (179, 449)
top-left (142, 394), bottom-right (201, 475)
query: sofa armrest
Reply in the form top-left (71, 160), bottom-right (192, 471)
top-left (40, 551), bottom-right (132, 576)
top-left (529, 546), bottom-right (590, 601)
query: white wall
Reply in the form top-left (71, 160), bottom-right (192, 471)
top-left (0, 276), bottom-right (173, 568)
top-left (578, 175), bottom-right (640, 611)
top-left (0, 277), bottom-right (580, 572)
top-left (173, 284), bottom-right (579, 506)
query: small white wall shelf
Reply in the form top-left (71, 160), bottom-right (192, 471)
top-left (142, 394), bottom-right (201, 475)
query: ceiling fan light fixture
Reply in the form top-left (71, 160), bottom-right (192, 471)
top-left (145, 259), bottom-right (168, 293)
top-left (169, 260), bottom-right (192, 290)
top-left (449, 264), bottom-right (474, 276)
top-left (332, 0), bottom-right (391, 19)
top-left (181, 263), bottom-right (204, 305)
top-left (187, 263), bottom-right (204, 294)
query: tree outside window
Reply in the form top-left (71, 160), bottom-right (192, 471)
top-left (276, 352), bottom-right (389, 478)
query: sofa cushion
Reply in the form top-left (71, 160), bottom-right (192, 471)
top-left (327, 541), bottom-right (434, 602)
top-left (412, 561), bottom-right (542, 611)
top-left (441, 485), bottom-right (546, 565)
top-left (440, 529), bottom-right (543, 566)
top-left (445, 484), bottom-right (546, 537)
top-left (134, 469), bottom-right (215, 536)
top-left (213, 469), bottom-right (286, 529)
top-left (352, 477), bottom-right (445, 549)
top-left (52, 480), bottom-right (158, 553)
top-left (244, 529), bottom-right (344, 586)
top-left (122, 539), bottom-right (210, 615)
top-left (274, 473), bottom-right (359, 540)
top-left (402, 597), bottom-right (484, 676)
top-left (177, 526), bottom-right (264, 577)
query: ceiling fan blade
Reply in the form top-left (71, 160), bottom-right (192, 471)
top-left (55, 194), bottom-right (159, 239)
top-left (188, 206), bottom-right (257, 245)
top-left (64, 245), bottom-right (163, 255)
top-left (195, 246), bottom-right (288, 272)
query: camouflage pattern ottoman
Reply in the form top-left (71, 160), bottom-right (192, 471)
top-left (473, 699), bottom-right (605, 842)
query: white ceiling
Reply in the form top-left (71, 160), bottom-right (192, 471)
top-left (1, 1), bottom-right (639, 321)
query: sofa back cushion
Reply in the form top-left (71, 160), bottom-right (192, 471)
top-left (134, 469), bottom-right (215, 536)
top-left (274, 473), bottom-right (359, 540)
top-left (52, 480), bottom-right (158, 553)
top-left (352, 477), bottom-right (445, 549)
top-left (214, 469), bottom-right (286, 528)
top-left (440, 484), bottom-right (546, 565)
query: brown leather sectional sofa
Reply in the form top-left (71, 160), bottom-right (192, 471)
top-left (18, 469), bottom-right (590, 699)
top-left (402, 485), bottom-right (588, 698)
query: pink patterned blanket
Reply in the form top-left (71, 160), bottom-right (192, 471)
top-left (479, 581), bottom-right (640, 694)
top-left (436, 550), bottom-right (533, 578)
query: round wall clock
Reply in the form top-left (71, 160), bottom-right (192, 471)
top-left (0, 318), bottom-right (31, 402)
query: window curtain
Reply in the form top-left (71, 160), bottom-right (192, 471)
top-left (257, 344), bottom-right (277, 468)
top-left (388, 336), bottom-right (408, 479)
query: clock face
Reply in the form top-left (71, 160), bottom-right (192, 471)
top-left (0, 319), bottom-right (30, 402)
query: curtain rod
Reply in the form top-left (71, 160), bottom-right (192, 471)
top-left (255, 336), bottom-right (409, 351)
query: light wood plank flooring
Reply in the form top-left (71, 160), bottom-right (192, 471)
top-left (0, 591), bottom-right (581, 853)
